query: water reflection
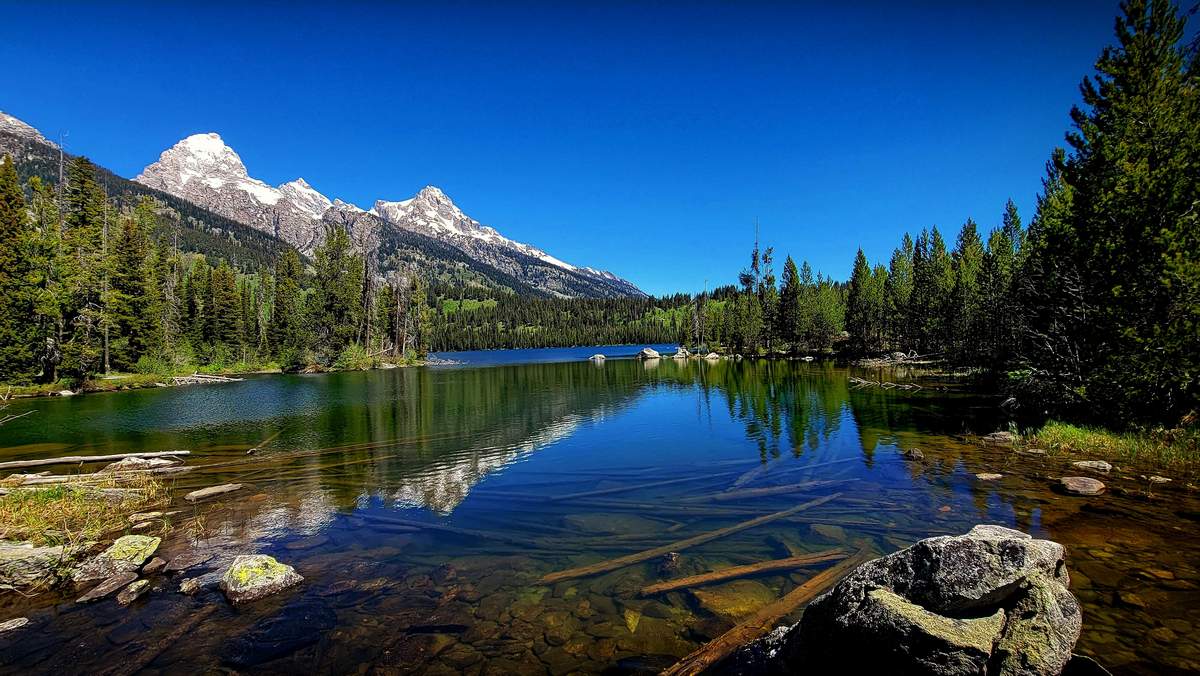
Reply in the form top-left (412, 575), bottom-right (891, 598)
top-left (0, 358), bottom-right (1196, 675)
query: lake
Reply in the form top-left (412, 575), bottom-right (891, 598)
top-left (0, 349), bottom-right (1196, 674)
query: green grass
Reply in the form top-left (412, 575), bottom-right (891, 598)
top-left (0, 474), bottom-right (168, 546)
top-left (1027, 421), bottom-right (1200, 478)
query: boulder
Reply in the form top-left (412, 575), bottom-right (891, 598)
top-left (220, 554), bottom-right (303, 604)
top-left (588, 354), bottom-right (605, 361)
top-left (1060, 477), bottom-right (1105, 496)
top-left (142, 557), bottom-right (167, 575)
top-left (0, 540), bottom-right (79, 588)
top-left (740, 525), bottom-right (1081, 676)
top-left (982, 431), bottom-right (1017, 445)
top-left (1071, 460), bottom-right (1111, 473)
top-left (673, 348), bottom-right (690, 359)
top-left (635, 347), bottom-right (660, 360)
top-left (705, 352), bottom-right (721, 360)
top-left (73, 535), bottom-right (160, 582)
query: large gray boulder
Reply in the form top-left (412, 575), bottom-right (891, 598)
top-left (736, 525), bottom-right (1081, 676)
top-left (635, 347), bottom-right (661, 360)
top-left (219, 554), bottom-right (303, 604)
top-left (0, 540), bottom-right (81, 588)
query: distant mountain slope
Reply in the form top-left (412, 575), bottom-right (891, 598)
top-left (1, 113), bottom-right (288, 270)
top-left (135, 131), bottom-right (643, 298)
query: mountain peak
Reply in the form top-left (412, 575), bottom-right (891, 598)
top-left (0, 111), bottom-right (56, 149)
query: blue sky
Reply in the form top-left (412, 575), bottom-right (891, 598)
top-left (1, 1), bottom-right (1124, 295)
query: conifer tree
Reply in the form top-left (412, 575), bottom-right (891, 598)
top-left (777, 256), bottom-right (801, 349)
top-left (0, 156), bottom-right (38, 381)
top-left (270, 248), bottom-right (305, 359)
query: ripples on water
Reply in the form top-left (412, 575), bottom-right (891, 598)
top-left (0, 348), bottom-right (1196, 675)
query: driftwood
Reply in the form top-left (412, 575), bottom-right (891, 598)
top-left (849, 376), bottom-right (923, 391)
top-left (661, 549), bottom-right (870, 676)
top-left (8, 465), bottom-right (189, 485)
top-left (538, 493), bottom-right (842, 584)
top-left (170, 373), bottom-right (243, 386)
top-left (639, 548), bottom-right (849, 596)
top-left (687, 479), bottom-right (855, 503)
top-left (0, 450), bottom-right (190, 471)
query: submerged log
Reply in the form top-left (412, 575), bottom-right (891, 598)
top-left (661, 549), bottom-right (870, 676)
top-left (537, 493), bottom-right (842, 584)
top-left (728, 457), bottom-right (857, 490)
top-left (360, 513), bottom-right (542, 547)
top-left (687, 479), bottom-right (855, 503)
top-left (546, 471), bottom-right (740, 502)
top-left (639, 548), bottom-right (849, 596)
top-left (0, 450), bottom-right (190, 471)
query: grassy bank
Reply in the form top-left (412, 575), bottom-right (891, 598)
top-left (1026, 421), bottom-right (1200, 480)
top-left (0, 474), bottom-right (168, 546)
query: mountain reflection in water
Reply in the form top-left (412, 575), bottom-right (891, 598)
top-left (0, 354), bottom-right (1195, 675)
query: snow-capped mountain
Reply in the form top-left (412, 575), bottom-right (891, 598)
top-left (0, 111), bottom-right (55, 148)
top-left (134, 132), bottom-right (643, 297)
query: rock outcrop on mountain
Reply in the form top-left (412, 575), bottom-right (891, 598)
top-left (133, 130), bottom-right (642, 297)
top-left (0, 111), bottom-right (55, 148)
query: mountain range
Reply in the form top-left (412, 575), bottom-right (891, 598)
top-left (0, 111), bottom-right (643, 298)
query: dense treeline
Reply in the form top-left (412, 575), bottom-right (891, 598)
top-left (0, 156), bottom-right (431, 383)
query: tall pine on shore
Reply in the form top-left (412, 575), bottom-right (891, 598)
top-left (0, 156), bottom-right (37, 381)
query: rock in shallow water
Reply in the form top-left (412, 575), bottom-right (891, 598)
top-left (219, 554), bottom-right (303, 603)
top-left (733, 524), bottom-right (1082, 676)
top-left (1071, 460), bottom-right (1112, 473)
top-left (1060, 476), bottom-right (1105, 496)
top-left (73, 535), bottom-right (160, 582)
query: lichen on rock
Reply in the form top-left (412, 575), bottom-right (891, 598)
top-left (219, 554), bottom-right (303, 604)
top-left (73, 535), bottom-right (160, 582)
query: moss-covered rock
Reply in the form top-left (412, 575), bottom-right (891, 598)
top-left (219, 554), bottom-right (303, 604)
top-left (73, 535), bottom-right (160, 582)
top-left (0, 540), bottom-right (80, 588)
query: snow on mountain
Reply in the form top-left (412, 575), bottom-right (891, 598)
top-left (133, 131), bottom-right (643, 296)
top-left (0, 111), bottom-right (56, 149)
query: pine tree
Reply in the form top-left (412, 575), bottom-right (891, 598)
top-left (208, 261), bottom-right (241, 353)
top-left (947, 219), bottom-right (984, 363)
top-left (59, 157), bottom-right (109, 379)
top-left (885, 234), bottom-right (914, 351)
top-left (311, 225), bottom-right (364, 361)
top-left (107, 198), bottom-right (163, 368)
top-left (270, 248), bottom-right (305, 359)
top-left (777, 256), bottom-right (801, 350)
top-left (845, 249), bottom-right (872, 355)
top-left (0, 156), bottom-right (38, 381)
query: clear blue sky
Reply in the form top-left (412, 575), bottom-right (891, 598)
top-left (1, 1), bottom-right (1123, 295)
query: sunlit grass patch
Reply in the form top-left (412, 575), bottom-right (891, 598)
top-left (1028, 421), bottom-right (1200, 478)
top-left (0, 473), bottom-right (168, 546)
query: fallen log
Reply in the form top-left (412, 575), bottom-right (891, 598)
top-left (360, 513), bottom-right (543, 547)
top-left (537, 493), bottom-right (842, 584)
top-left (686, 479), bottom-right (855, 503)
top-left (184, 483), bottom-right (243, 502)
top-left (0, 450), bottom-right (190, 471)
top-left (728, 457), bottom-right (857, 490)
top-left (661, 549), bottom-right (870, 676)
top-left (545, 471), bottom-right (740, 502)
top-left (639, 548), bottom-right (849, 596)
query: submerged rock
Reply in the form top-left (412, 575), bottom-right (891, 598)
top-left (736, 525), bottom-right (1081, 676)
top-left (142, 557), bottom-right (167, 575)
top-left (164, 548), bottom-right (215, 573)
top-left (1060, 477), bottom-right (1105, 496)
top-left (220, 598), bottom-right (335, 667)
top-left (219, 554), bottom-right (303, 603)
top-left (976, 473), bottom-right (1004, 481)
top-left (73, 535), bottom-right (160, 582)
top-left (693, 579), bottom-right (777, 621)
top-left (76, 571), bottom-right (139, 603)
top-left (903, 448), bottom-right (925, 461)
top-left (705, 352), bottom-right (721, 360)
